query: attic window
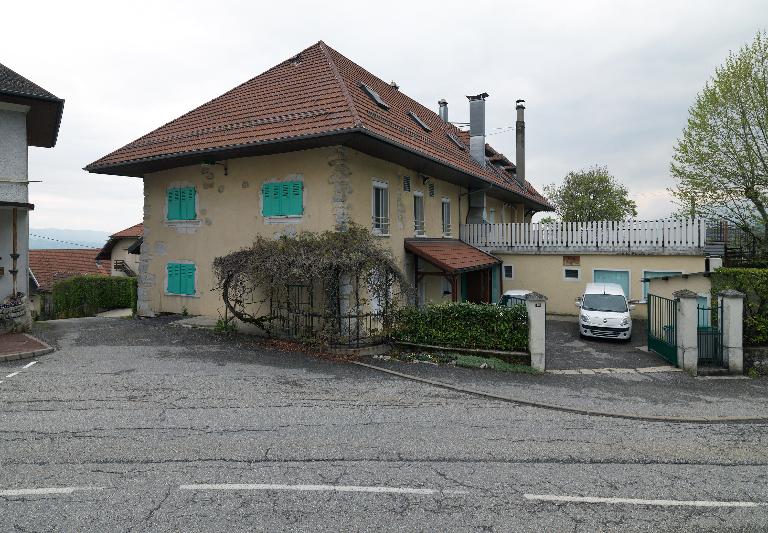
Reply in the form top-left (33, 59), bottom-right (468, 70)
top-left (447, 132), bottom-right (466, 150)
top-left (359, 82), bottom-right (389, 110)
top-left (407, 111), bottom-right (432, 132)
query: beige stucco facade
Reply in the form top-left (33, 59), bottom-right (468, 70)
top-left (137, 146), bottom-right (527, 317)
top-left (647, 273), bottom-right (712, 302)
top-left (498, 253), bottom-right (709, 318)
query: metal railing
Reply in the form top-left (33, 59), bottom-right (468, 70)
top-left (372, 215), bottom-right (390, 236)
top-left (269, 307), bottom-right (388, 348)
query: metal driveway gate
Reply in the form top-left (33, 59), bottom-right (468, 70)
top-left (647, 294), bottom-right (677, 365)
top-left (697, 299), bottom-right (724, 367)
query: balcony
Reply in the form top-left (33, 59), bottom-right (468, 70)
top-left (460, 218), bottom-right (707, 255)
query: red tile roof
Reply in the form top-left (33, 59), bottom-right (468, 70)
top-left (28, 249), bottom-right (109, 292)
top-left (111, 223), bottom-right (143, 239)
top-left (86, 41), bottom-right (551, 209)
top-left (404, 239), bottom-right (500, 273)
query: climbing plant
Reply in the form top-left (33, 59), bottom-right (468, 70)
top-left (212, 225), bottom-right (411, 339)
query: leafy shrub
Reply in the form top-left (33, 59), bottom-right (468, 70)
top-left (52, 275), bottom-right (137, 319)
top-left (391, 302), bottom-right (528, 351)
top-left (711, 268), bottom-right (768, 345)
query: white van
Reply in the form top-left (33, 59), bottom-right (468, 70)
top-left (575, 283), bottom-right (635, 340)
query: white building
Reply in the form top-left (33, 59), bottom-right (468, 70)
top-left (0, 63), bottom-right (63, 332)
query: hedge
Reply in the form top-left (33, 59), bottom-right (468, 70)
top-left (52, 275), bottom-right (137, 319)
top-left (391, 302), bottom-right (528, 351)
top-left (711, 268), bottom-right (768, 346)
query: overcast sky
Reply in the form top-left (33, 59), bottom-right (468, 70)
top-left (3, 0), bottom-right (765, 233)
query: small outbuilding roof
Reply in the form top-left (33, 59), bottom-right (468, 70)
top-left (28, 249), bottom-right (108, 292)
top-left (96, 223), bottom-right (143, 260)
top-left (404, 239), bottom-right (501, 274)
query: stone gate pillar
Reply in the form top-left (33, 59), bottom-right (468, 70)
top-left (674, 289), bottom-right (699, 376)
top-left (525, 292), bottom-right (547, 371)
top-left (719, 289), bottom-right (745, 375)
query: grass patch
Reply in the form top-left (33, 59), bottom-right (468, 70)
top-left (387, 349), bottom-right (539, 374)
top-left (453, 355), bottom-right (540, 374)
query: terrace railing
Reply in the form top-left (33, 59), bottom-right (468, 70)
top-left (460, 218), bottom-right (706, 254)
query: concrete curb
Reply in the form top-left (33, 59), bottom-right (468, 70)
top-left (352, 361), bottom-right (768, 425)
top-left (0, 334), bottom-right (55, 362)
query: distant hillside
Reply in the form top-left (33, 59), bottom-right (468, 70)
top-left (29, 228), bottom-right (110, 250)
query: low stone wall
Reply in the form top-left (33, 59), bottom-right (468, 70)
top-left (745, 346), bottom-right (768, 376)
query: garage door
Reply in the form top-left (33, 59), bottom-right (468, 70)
top-left (594, 269), bottom-right (630, 298)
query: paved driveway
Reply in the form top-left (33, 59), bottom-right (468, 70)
top-left (546, 316), bottom-right (668, 370)
top-left (1, 317), bottom-right (767, 531)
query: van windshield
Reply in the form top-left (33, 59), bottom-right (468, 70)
top-left (582, 294), bottom-right (627, 313)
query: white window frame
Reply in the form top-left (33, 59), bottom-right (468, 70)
top-left (503, 264), bottom-right (515, 280)
top-left (641, 269), bottom-right (684, 303)
top-left (371, 179), bottom-right (390, 236)
top-left (441, 276), bottom-right (452, 296)
top-left (563, 267), bottom-right (581, 281)
top-left (413, 191), bottom-right (426, 237)
top-left (441, 198), bottom-right (451, 237)
top-left (592, 268), bottom-right (631, 300)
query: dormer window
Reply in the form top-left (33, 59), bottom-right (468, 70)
top-left (407, 111), bottom-right (431, 132)
top-left (359, 82), bottom-right (389, 110)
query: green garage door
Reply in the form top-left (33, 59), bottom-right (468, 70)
top-left (594, 269), bottom-right (630, 298)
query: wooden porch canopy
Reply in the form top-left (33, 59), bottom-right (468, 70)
top-left (404, 239), bottom-right (501, 303)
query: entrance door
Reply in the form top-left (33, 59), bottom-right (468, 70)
top-left (465, 270), bottom-right (484, 303)
top-left (594, 269), bottom-right (630, 298)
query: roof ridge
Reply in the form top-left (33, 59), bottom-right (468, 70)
top-left (318, 41), bottom-right (362, 129)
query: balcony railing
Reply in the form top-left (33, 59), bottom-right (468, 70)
top-left (460, 218), bottom-right (707, 254)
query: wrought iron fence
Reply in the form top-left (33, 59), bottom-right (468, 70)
top-left (269, 307), bottom-right (388, 348)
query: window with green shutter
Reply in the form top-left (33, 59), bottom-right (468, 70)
top-left (167, 263), bottom-right (196, 295)
top-left (167, 187), bottom-right (196, 221)
top-left (262, 181), bottom-right (303, 217)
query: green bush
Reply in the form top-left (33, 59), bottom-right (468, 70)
top-left (52, 275), bottom-right (137, 319)
top-left (391, 302), bottom-right (528, 351)
top-left (711, 268), bottom-right (768, 346)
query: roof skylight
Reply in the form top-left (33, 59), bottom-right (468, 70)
top-left (407, 111), bottom-right (432, 132)
top-left (447, 132), bottom-right (466, 150)
top-left (359, 82), bottom-right (389, 110)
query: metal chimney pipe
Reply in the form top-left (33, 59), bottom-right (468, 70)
top-left (515, 99), bottom-right (526, 187)
top-left (438, 99), bottom-right (448, 122)
top-left (467, 93), bottom-right (488, 167)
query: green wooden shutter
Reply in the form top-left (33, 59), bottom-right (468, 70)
top-left (181, 187), bottom-right (196, 220)
top-left (167, 189), bottom-right (180, 220)
top-left (262, 183), bottom-right (277, 216)
top-left (167, 263), bottom-right (181, 294)
top-left (288, 181), bottom-right (303, 215)
top-left (181, 264), bottom-right (196, 295)
top-left (460, 273), bottom-right (468, 302)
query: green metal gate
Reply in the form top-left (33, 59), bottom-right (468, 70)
top-left (697, 299), bottom-right (724, 367)
top-left (647, 294), bottom-right (677, 364)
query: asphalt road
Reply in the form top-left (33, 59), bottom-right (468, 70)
top-left (1, 316), bottom-right (767, 532)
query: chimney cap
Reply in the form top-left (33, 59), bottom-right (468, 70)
top-left (466, 92), bottom-right (489, 101)
top-left (438, 98), bottom-right (448, 107)
top-left (516, 99), bottom-right (526, 109)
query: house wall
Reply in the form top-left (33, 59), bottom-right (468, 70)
top-left (647, 274), bottom-right (712, 301)
top-left (110, 238), bottom-right (140, 276)
top-left (137, 145), bottom-right (509, 317)
top-left (0, 105), bottom-right (30, 303)
top-left (498, 253), bottom-right (707, 318)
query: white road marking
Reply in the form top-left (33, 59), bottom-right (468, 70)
top-left (0, 487), bottom-right (102, 497)
top-left (524, 494), bottom-right (765, 507)
top-left (4, 372), bottom-right (19, 378)
top-left (180, 483), bottom-right (468, 495)
top-left (21, 361), bottom-right (37, 369)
